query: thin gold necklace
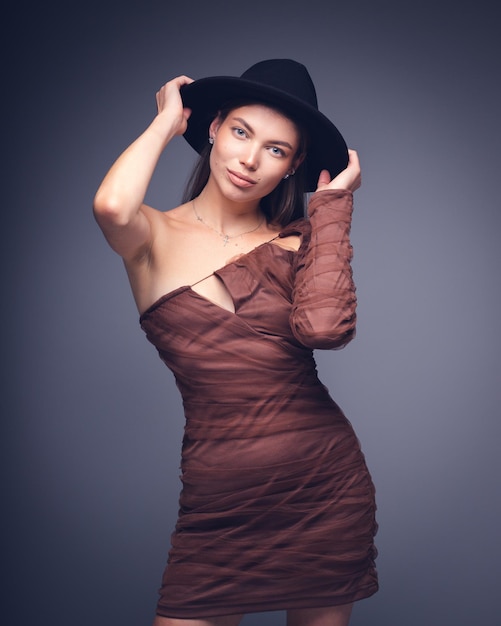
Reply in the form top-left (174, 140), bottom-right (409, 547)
top-left (192, 198), bottom-right (265, 247)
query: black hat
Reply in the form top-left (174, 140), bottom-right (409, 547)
top-left (180, 59), bottom-right (348, 192)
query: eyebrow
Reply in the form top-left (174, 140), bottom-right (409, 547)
top-left (231, 116), bottom-right (294, 150)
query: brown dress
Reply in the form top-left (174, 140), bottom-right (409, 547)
top-left (139, 190), bottom-right (378, 618)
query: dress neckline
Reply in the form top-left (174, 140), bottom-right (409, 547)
top-left (139, 227), bottom-right (304, 322)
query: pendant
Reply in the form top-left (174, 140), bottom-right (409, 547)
top-left (223, 235), bottom-right (229, 246)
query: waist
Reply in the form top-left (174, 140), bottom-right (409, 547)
top-left (180, 380), bottom-right (343, 440)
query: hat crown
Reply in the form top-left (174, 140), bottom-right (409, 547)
top-left (240, 59), bottom-right (318, 110)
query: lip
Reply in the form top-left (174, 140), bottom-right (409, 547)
top-left (227, 169), bottom-right (257, 188)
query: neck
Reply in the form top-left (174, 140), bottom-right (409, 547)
top-left (195, 183), bottom-right (263, 233)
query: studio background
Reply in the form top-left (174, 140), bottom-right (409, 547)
top-left (4, 1), bottom-right (500, 625)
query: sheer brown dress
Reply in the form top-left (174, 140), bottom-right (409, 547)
top-left (139, 190), bottom-right (378, 619)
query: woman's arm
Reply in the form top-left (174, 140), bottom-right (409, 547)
top-left (93, 75), bottom-right (193, 261)
top-left (290, 150), bottom-right (361, 349)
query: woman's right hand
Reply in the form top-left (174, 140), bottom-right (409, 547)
top-left (155, 75), bottom-right (194, 137)
top-left (93, 74), bottom-right (194, 263)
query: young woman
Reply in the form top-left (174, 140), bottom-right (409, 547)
top-left (94, 59), bottom-right (378, 626)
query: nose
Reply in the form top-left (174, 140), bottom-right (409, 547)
top-left (240, 144), bottom-right (259, 171)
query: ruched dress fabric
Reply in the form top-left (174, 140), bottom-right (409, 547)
top-left (139, 190), bottom-right (378, 619)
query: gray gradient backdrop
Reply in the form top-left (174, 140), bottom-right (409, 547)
top-left (4, 1), bottom-right (500, 625)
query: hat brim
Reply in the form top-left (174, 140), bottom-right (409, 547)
top-left (180, 77), bottom-right (348, 192)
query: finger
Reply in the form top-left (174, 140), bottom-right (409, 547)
top-left (347, 148), bottom-right (360, 169)
top-left (157, 75), bottom-right (194, 97)
top-left (317, 169), bottom-right (331, 188)
top-left (173, 74), bottom-right (194, 89)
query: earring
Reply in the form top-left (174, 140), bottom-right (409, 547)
top-left (208, 137), bottom-right (214, 145)
top-left (283, 168), bottom-right (295, 180)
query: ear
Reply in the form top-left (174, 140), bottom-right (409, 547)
top-left (209, 115), bottom-right (223, 139)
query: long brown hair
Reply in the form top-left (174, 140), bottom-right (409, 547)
top-left (182, 101), bottom-right (309, 227)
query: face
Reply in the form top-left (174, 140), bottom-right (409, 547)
top-left (208, 104), bottom-right (303, 203)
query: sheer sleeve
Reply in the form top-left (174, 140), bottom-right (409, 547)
top-left (290, 189), bottom-right (357, 350)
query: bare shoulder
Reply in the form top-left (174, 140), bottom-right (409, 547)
top-left (140, 201), bottom-right (193, 248)
top-left (146, 200), bottom-right (201, 269)
top-left (150, 201), bottom-right (192, 233)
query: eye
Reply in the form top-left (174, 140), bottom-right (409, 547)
top-left (269, 146), bottom-right (286, 157)
top-left (232, 127), bottom-right (247, 138)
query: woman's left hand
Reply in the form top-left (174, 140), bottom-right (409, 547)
top-left (316, 149), bottom-right (361, 193)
